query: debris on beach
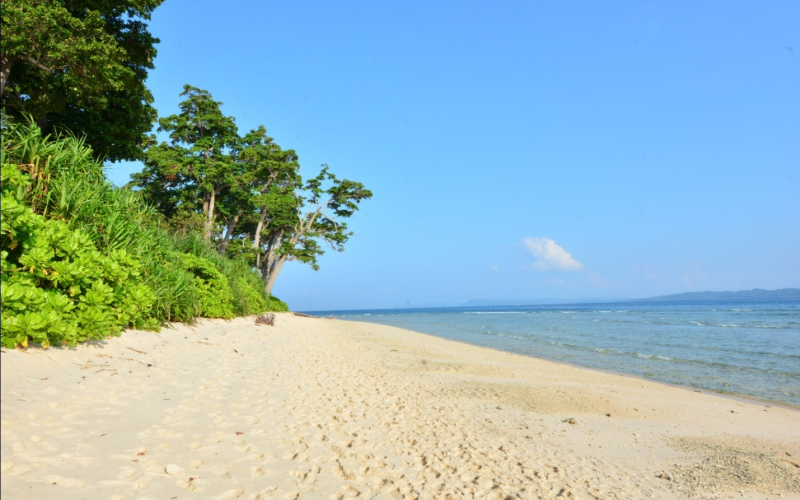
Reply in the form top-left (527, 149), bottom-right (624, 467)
top-left (255, 313), bottom-right (276, 326)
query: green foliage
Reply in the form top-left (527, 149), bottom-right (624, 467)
top-left (133, 85), bottom-right (240, 238)
top-left (1, 120), bottom-right (290, 348)
top-left (232, 277), bottom-right (268, 315)
top-left (132, 85), bottom-right (372, 297)
top-left (0, 0), bottom-right (164, 161)
top-left (258, 165), bottom-right (373, 295)
top-left (175, 233), bottom-right (280, 315)
top-left (265, 295), bottom-right (289, 312)
top-left (179, 253), bottom-right (235, 319)
top-left (2, 120), bottom-right (200, 323)
top-left (1, 163), bottom-right (156, 348)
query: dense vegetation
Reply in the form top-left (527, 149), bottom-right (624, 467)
top-left (1, 0), bottom-right (163, 161)
top-left (132, 85), bottom-right (372, 296)
top-left (1, 1), bottom-right (368, 349)
top-left (1, 122), bottom-right (287, 349)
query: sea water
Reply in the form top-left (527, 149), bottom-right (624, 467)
top-left (309, 299), bottom-right (800, 407)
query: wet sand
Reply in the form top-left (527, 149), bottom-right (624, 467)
top-left (1, 314), bottom-right (798, 499)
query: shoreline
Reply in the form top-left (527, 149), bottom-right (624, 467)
top-left (2, 314), bottom-right (798, 499)
top-left (337, 316), bottom-right (800, 412)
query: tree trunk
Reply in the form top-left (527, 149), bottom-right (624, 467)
top-left (260, 239), bottom-right (275, 281)
top-left (203, 189), bottom-right (216, 241)
top-left (201, 194), bottom-right (211, 240)
top-left (264, 256), bottom-right (287, 296)
top-left (251, 206), bottom-right (269, 249)
top-left (0, 57), bottom-right (12, 97)
top-left (217, 212), bottom-right (240, 254)
top-left (260, 231), bottom-right (283, 280)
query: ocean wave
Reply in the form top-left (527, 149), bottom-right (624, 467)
top-left (636, 353), bottom-right (673, 360)
top-left (689, 321), bottom-right (791, 329)
top-left (497, 333), bottom-right (526, 340)
top-left (463, 311), bottom-right (527, 315)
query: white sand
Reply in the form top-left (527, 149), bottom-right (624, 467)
top-left (1, 314), bottom-right (798, 499)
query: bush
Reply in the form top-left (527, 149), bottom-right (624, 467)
top-left (266, 295), bottom-right (289, 312)
top-left (232, 277), bottom-right (269, 314)
top-left (1, 164), bottom-right (155, 348)
top-left (180, 253), bottom-right (236, 319)
top-left (176, 233), bottom-right (286, 315)
top-left (1, 121), bottom-right (202, 324)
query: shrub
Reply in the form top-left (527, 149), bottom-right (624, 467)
top-left (232, 277), bottom-right (269, 314)
top-left (266, 295), bottom-right (289, 312)
top-left (175, 233), bottom-right (285, 315)
top-left (180, 253), bottom-right (236, 319)
top-left (1, 164), bottom-right (156, 348)
top-left (2, 121), bottom-right (202, 324)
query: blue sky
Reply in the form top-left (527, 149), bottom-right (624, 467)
top-left (107, 0), bottom-right (800, 311)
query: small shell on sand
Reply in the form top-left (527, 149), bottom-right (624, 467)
top-left (165, 464), bottom-right (184, 475)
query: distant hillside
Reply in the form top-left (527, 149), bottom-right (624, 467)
top-left (462, 289), bottom-right (800, 308)
top-left (639, 288), bottom-right (800, 302)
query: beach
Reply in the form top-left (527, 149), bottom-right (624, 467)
top-left (1, 314), bottom-right (798, 499)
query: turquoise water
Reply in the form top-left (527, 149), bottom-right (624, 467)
top-left (309, 299), bottom-right (800, 407)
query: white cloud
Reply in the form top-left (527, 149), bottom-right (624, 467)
top-left (522, 237), bottom-right (584, 271)
top-left (483, 263), bottom-right (499, 272)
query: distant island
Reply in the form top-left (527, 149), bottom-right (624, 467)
top-left (464, 288), bottom-right (800, 307)
top-left (636, 288), bottom-right (800, 302)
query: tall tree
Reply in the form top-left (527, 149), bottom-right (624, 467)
top-left (259, 166), bottom-right (372, 296)
top-left (132, 85), bottom-right (373, 296)
top-left (0, 0), bottom-right (163, 161)
top-left (132, 85), bottom-right (239, 241)
top-left (216, 126), bottom-right (300, 255)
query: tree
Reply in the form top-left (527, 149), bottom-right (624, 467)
top-left (215, 126), bottom-right (300, 255)
top-left (132, 85), bottom-right (239, 241)
top-left (0, 0), bottom-right (163, 161)
top-left (259, 166), bottom-right (372, 296)
top-left (132, 85), bottom-right (373, 296)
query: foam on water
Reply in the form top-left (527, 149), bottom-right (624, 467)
top-left (310, 299), bottom-right (800, 406)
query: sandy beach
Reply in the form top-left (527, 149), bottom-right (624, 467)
top-left (1, 314), bottom-right (798, 500)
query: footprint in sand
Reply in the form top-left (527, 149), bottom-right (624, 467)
top-left (214, 488), bottom-right (246, 500)
top-left (238, 453), bottom-right (264, 462)
top-left (177, 477), bottom-right (198, 491)
top-left (157, 428), bottom-right (183, 438)
top-left (44, 475), bottom-right (86, 488)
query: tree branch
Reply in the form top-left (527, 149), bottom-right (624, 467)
top-left (17, 55), bottom-right (56, 73)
